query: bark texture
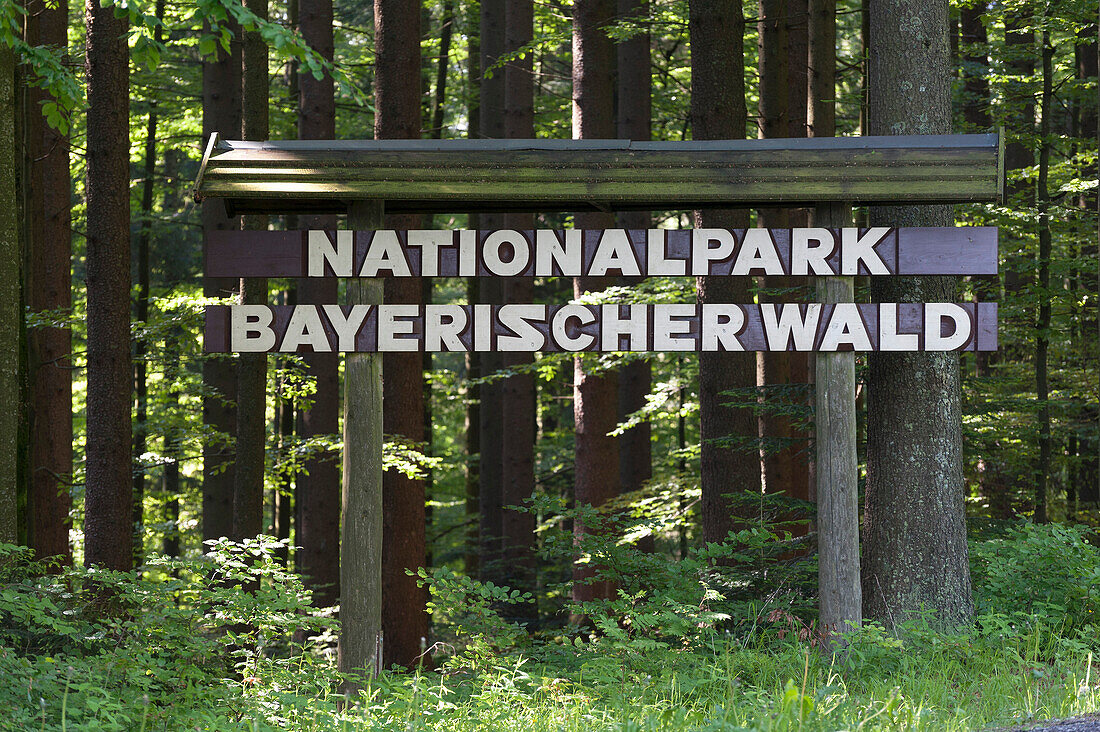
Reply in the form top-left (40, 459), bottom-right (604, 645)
top-left (572, 0), bottom-right (619, 608)
top-left (84, 0), bottom-right (132, 570)
top-left (689, 0), bottom-right (759, 545)
top-left (338, 201), bottom-right (384, 689)
top-left (477, 0), bottom-right (505, 583)
top-left (296, 0), bottom-right (341, 607)
top-left (233, 0), bottom-right (269, 542)
top-left (201, 17), bottom-right (242, 542)
top-left (863, 0), bottom-right (973, 627)
top-left (375, 0), bottom-right (429, 670)
top-left (616, 0), bottom-right (653, 552)
top-left (500, 0), bottom-right (537, 621)
top-left (25, 0), bottom-right (72, 563)
top-left (0, 42), bottom-right (16, 544)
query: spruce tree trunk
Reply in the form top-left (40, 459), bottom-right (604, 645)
top-left (477, 0), bottom-right (505, 584)
top-left (1034, 29), bottom-right (1053, 524)
top-left (500, 0), bottom-right (537, 621)
top-left (83, 0), bottom-right (132, 571)
top-left (375, 0), bottom-right (429, 670)
top-left (233, 0), bottom-right (269, 542)
top-left (464, 5), bottom-right (481, 578)
top-left (616, 0), bottom-right (654, 553)
top-left (296, 0), bottom-right (341, 607)
top-left (0, 41), bottom-right (16, 545)
top-left (201, 18), bottom-right (242, 542)
top-left (25, 0), bottom-right (72, 564)
top-left (688, 0), bottom-right (759, 545)
top-left (571, 0), bottom-right (619, 609)
top-left (863, 0), bottom-right (973, 628)
top-left (132, 70), bottom-right (158, 567)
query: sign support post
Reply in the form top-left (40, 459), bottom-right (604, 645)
top-left (338, 199), bottom-right (385, 687)
top-left (814, 202), bottom-right (862, 642)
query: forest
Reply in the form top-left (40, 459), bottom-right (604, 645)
top-left (0, 0), bottom-right (1097, 729)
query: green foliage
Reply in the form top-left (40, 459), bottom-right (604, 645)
top-left (0, 538), bottom-right (330, 731)
top-left (970, 522), bottom-right (1100, 628)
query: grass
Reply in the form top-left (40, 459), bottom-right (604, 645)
top-left (134, 618), bottom-right (1098, 732)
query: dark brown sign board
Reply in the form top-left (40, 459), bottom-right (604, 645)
top-left (205, 227), bottom-right (998, 279)
top-left (204, 302), bottom-right (997, 354)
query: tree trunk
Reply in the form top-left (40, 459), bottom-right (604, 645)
top-left (758, 0), bottom-right (810, 519)
top-left (500, 0), bottom-right (537, 621)
top-left (571, 0), bottom-right (619, 611)
top-left (0, 41), bottom-right (16, 545)
top-left (296, 0), bottom-right (341, 608)
top-left (430, 0), bottom-right (454, 137)
top-left (25, 0), bottom-right (72, 564)
top-left (464, 5), bottom-right (481, 578)
top-left (689, 0), bottom-right (759, 545)
top-left (202, 17), bottom-right (242, 543)
top-left (132, 65), bottom-right (158, 567)
top-left (1034, 28), bottom-right (1052, 524)
top-left (233, 0), bottom-right (269, 542)
top-left (83, 0), bottom-right (132, 571)
top-left (477, 0), bottom-right (505, 584)
top-left (616, 0), bottom-right (653, 553)
top-left (338, 201), bottom-right (384, 689)
top-left (375, 0), bottom-right (429, 670)
top-left (863, 0), bottom-right (973, 628)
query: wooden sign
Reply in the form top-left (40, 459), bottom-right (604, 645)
top-left (204, 302), bottom-right (998, 353)
top-left (205, 227), bottom-right (998, 278)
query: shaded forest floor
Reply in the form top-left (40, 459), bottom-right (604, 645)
top-left (3, 523), bottom-right (1099, 731)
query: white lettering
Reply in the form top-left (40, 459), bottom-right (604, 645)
top-left (840, 227), bottom-right (890, 275)
top-left (231, 305), bottom-right (276, 352)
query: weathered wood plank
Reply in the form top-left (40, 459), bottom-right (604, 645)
top-left (204, 227), bottom-right (998, 278)
top-left (204, 302), bottom-right (998, 353)
top-left (194, 134), bottom-right (1003, 214)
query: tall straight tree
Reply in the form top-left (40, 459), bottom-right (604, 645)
top-left (201, 18), bottom-right (242, 542)
top-left (464, 0), bottom-right (481, 579)
top-left (296, 0), bottom-right (341, 608)
top-left (132, 0), bottom-right (162, 567)
top-left (84, 0), bottom-right (132, 570)
top-left (375, 0), bottom-right (429, 670)
top-left (25, 0), bottom-right (72, 563)
top-left (478, 0), bottom-right (505, 583)
top-left (500, 0), bottom-right (537, 618)
top-left (757, 0), bottom-right (810, 510)
top-left (0, 36), bottom-right (15, 544)
top-left (233, 0), bottom-right (269, 541)
top-left (571, 0), bottom-right (619, 607)
top-left (688, 0), bottom-right (760, 545)
top-left (863, 0), bottom-right (973, 627)
top-left (615, 0), bottom-right (653, 550)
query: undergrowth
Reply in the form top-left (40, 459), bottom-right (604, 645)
top-left (1, 522), bottom-right (1098, 731)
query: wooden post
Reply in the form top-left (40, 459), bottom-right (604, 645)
top-left (338, 199), bottom-right (384, 690)
top-left (814, 201), bottom-right (861, 642)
